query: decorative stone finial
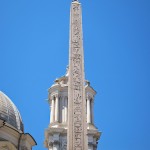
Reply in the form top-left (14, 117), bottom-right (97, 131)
top-left (55, 79), bottom-right (59, 83)
top-left (86, 80), bottom-right (91, 86)
top-left (66, 65), bottom-right (69, 76)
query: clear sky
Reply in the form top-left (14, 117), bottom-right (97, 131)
top-left (0, 0), bottom-right (150, 150)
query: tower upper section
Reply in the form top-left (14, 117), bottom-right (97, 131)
top-left (48, 70), bottom-right (96, 126)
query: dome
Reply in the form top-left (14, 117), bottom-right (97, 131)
top-left (0, 91), bottom-right (24, 132)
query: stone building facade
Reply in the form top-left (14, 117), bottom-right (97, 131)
top-left (0, 91), bottom-right (36, 150)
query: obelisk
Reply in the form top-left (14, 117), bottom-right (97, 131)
top-left (67, 0), bottom-right (88, 150)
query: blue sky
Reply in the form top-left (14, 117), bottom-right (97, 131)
top-left (0, 0), bottom-right (150, 150)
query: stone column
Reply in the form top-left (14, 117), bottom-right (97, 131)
top-left (91, 99), bottom-right (94, 124)
top-left (62, 97), bottom-right (65, 123)
top-left (64, 97), bottom-right (68, 122)
top-left (66, 98), bottom-right (68, 122)
top-left (87, 96), bottom-right (91, 123)
top-left (55, 94), bottom-right (59, 122)
top-left (50, 97), bottom-right (55, 123)
top-left (59, 97), bottom-right (62, 122)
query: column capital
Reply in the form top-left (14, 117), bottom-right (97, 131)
top-left (86, 93), bottom-right (92, 100)
top-left (50, 95), bottom-right (55, 100)
top-left (55, 93), bottom-right (59, 98)
top-left (86, 92), bottom-right (94, 101)
top-left (51, 92), bottom-right (59, 99)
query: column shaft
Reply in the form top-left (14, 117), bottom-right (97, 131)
top-left (64, 98), bottom-right (68, 122)
top-left (91, 100), bottom-right (94, 124)
top-left (50, 98), bottom-right (55, 123)
top-left (55, 96), bottom-right (59, 122)
top-left (62, 97), bottom-right (65, 123)
top-left (87, 98), bottom-right (91, 123)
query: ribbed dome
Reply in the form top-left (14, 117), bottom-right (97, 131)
top-left (0, 91), bottom-right (24, 132)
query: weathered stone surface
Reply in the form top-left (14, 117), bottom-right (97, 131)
top-left (67, 1), bottom-right (88, 150)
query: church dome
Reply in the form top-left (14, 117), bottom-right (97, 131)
top-left (0, 91), bottom-right (24, 132)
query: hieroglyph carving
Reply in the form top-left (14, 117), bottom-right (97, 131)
top-left (69, 2), bottom-right (87, 150)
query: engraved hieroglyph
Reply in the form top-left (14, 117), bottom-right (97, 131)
top-left (68, 1), bottom-right (88, 150)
